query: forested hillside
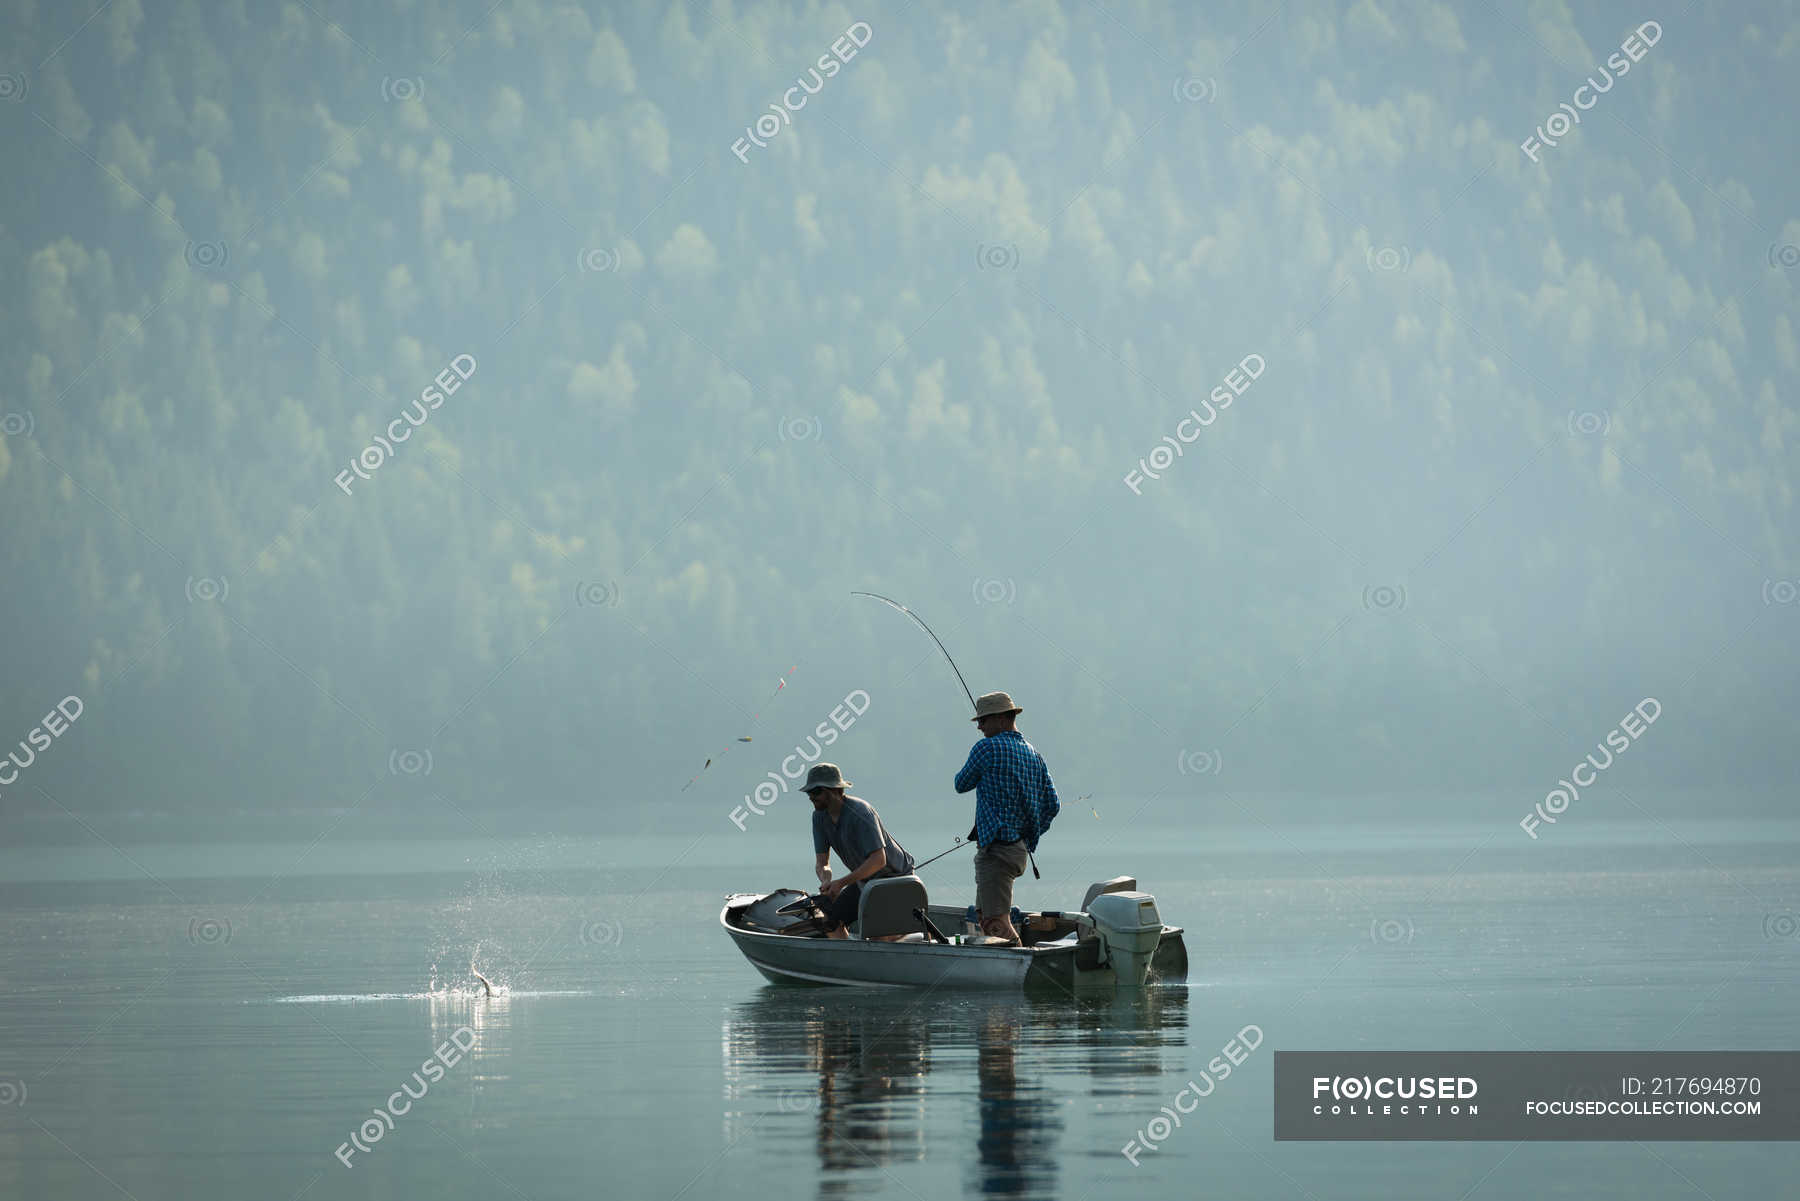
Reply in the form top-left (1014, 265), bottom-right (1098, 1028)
top-left (2, 0), bottom-right (1795, 822)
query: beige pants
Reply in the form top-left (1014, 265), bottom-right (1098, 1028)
top-left (973, 840), bottom-right (1028, 918)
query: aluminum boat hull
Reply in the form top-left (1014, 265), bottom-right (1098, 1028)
top-left (721, 894), bottom-right (1187, 992)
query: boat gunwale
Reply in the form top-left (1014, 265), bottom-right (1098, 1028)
top-left (719, 893), bottom-right (1184, 959)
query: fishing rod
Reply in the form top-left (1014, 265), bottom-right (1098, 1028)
top-left (911, 836), bottom-right (975, 872)
top-left (851, 591), bottom-right (1040, 880)
top-left (850, 592), bottom-right (976, 709)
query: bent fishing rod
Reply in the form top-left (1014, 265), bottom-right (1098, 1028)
top-left (851, 592), bottom-right (977, 708)
top-left (851, 591), bottom-right (1039, 880)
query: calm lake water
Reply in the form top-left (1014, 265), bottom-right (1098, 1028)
top-left (1, 817), bottom-right (1797, 1199)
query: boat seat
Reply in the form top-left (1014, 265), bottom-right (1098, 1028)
top-left (857, 875), bottom-right (930, 940)
top-left (1081, 876), bottom-right (1138, 911)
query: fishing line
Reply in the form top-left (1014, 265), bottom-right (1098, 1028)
top-left (680, 664), bottom-right (799, 791)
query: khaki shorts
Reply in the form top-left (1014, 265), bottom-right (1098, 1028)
top-left (973, 840), bottom-right (1029, 918)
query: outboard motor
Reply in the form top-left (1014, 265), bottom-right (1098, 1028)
top-left (1083, 892), bottom-right (1165, 987)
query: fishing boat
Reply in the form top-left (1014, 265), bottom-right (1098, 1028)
top-left (721, 875), bottom-right (1187, 992)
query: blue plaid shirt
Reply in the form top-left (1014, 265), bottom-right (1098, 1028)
top-left (954, 730), bottom-right (1059, 852)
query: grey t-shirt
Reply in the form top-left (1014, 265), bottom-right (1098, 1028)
top-left (812, 796), bottom-right (915, 878)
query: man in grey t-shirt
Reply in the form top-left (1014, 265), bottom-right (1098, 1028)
top-left (803, 763), bottom-right (915, 940)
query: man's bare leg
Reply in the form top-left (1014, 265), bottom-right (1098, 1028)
top-left (980, 914), bottom-right (1021, 945)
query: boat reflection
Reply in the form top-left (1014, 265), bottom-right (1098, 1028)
top-left (723, 987), bottom-right (1188, 1198)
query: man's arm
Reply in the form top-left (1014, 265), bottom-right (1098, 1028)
top-left (813, 811), bottom-right (834, 886)
top-left (826, 847), bottom-right (886, 897)
top-left (846, 846), bottom-right (886, 885)
top-left (953, 741), bottom-right (985, 793)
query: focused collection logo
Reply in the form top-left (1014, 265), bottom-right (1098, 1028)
top-left (1311, 1074), bottom-right (1480, 1118)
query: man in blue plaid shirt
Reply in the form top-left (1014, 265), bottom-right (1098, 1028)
top-left (954, 690), bottom-right (1059, 944)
